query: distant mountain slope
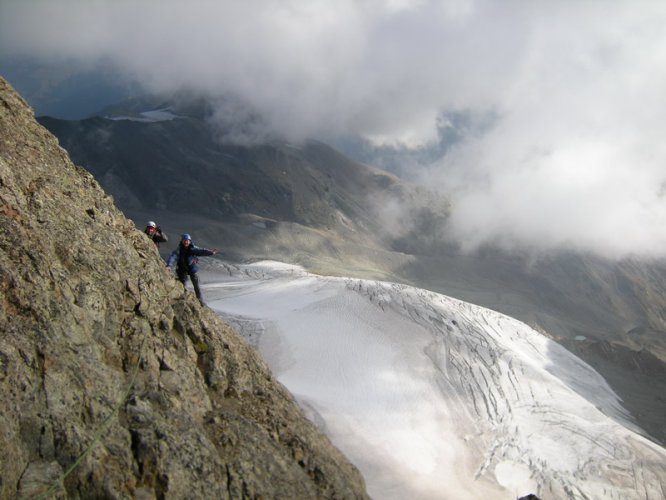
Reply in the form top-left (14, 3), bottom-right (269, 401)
top-left (37, 113), bottom-right (435, 233)
top-left (0, 77), bottom-right (368, 498)
top-left (38, 110), bottom-right (447, 278)
top-left (38, 97), bottom-right (666, 446)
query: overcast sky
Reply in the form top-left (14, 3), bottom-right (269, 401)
top-left (2, 0), bottom-right (666, 259)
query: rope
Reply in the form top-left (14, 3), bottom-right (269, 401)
top-left (37, 333), bottom-right (146, 499)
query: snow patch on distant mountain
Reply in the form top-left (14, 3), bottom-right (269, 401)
top-left (205, 261), bottom-right (666, 500)
top-left (104, 108), bottom-right (181, 122)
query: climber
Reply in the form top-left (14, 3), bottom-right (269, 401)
top-left (166, 233), bottom-right (218, 303)
top-left (144, 220), bottom-right (168, 248)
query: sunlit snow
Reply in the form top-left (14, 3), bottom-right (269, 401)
top-left (204, 261), bottom-right (666, 500)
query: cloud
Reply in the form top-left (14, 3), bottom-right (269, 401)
top-left (2, 0), bottom-right (666, 258)
top-left (423, 2), bottom-right (666, 259)
top-left (0, 0), bottom-right (528, 142)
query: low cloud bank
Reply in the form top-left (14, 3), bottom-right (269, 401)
top-left (2, 0), bottom-right (666, 258)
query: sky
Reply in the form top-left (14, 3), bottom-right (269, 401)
top-left (1, 0), bottom-right (666, 258)
top-left (206, 261), bottom-right (666, 500)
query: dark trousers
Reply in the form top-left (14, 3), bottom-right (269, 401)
top-left (177, 268), bottom-right (202, 300)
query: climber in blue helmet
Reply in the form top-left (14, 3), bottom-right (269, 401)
top-left (166, 233), bottom-right (218, 304)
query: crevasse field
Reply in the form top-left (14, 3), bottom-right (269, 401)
top-left (203, 261), bottom-right (666, 500)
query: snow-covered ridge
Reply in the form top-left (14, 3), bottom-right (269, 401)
top-left (205, 261), bottom-right (666, 500)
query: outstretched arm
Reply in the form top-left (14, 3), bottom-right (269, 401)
top-left (191, 247), bottom-right (218, 257)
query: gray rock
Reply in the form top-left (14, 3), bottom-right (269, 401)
top-left (0, 77), bottom-right (368, 499)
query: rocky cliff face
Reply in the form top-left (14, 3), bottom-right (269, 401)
top-left (0, 77), bottom-right (368, 498)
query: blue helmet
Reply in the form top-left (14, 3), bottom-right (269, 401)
top-left (181, 233), bottom-right (192, 242)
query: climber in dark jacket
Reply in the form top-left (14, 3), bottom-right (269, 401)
top-left (144, 220), bottom-right (168, 248)
top-left (166, 233), bottom-right (218, 302)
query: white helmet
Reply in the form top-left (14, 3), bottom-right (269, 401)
top-left (147, 221), bottom-right (157, 228)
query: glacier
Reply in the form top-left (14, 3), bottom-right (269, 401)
top-left (204, 261), bottom-right (666, 499)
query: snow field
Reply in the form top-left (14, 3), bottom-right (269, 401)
top-left (206, 261), bottom-right (666, 500)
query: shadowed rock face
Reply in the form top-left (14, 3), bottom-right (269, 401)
top-left (0, 78), bottom-right (368, 498)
